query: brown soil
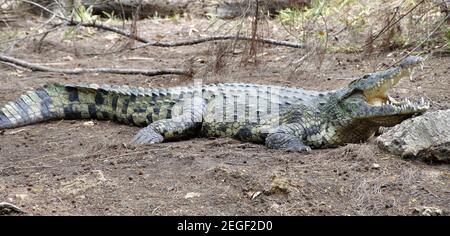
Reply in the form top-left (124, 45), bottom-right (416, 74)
top-left (0, 16), bottom-right (449, 216)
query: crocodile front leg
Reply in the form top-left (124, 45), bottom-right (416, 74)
top-left (265, 123), bottom-right (312, 152)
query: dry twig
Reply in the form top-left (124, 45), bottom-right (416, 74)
top-left (0, 54), bottom-right (192, 77)
top-left (132, 35), bottom-right (304, 49)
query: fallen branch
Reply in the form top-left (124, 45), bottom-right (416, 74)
top-left (85, 35), bottom-right (304, 57)
top-left (132, 35), bottom-right (304, 49)
top-left (0, 54), bottom-right (192, 77)
top-left (0, 202), bottom-right (25, 215)
top-left (65, 20), bottom-right (149, 43)
top-left (65, 23), bottom-right (303, 50)
top-left (21, 0), bottom-right (303, 50)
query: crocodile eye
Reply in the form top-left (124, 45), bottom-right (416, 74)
top-left (362, 74), bottom-right (370, 79)
top-left (349, 74), bottom-right (369, 87)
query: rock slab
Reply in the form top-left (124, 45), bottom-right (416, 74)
top-left (376, 109), bottom-right (450, 162)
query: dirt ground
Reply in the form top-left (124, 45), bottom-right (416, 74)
top-left (0, 16), bottom-right (449, 216)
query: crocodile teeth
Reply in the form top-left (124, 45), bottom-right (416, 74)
top-left (388, 95), bottom-right (400, 104)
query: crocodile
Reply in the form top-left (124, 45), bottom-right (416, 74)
top-left (0, 56), bottom-right (429, 152)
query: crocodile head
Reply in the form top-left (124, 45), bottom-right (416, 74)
top-left (334, 56), bottom-right (429, 128)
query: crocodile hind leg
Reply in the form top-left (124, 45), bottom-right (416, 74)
top-left (265, 123), bottom-right (312, 152)
top-left (131, 102), bottom-right (205, 145)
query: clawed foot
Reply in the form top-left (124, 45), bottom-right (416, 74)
top-left (265, 132), bottom-right (312, 153)
top-left (131, 126), bottom-right (164, 145)
top-left (284, 145), bottom-right (312, 153)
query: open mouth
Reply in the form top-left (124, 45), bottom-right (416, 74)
top-left (363, 66), bottom-right (429, 113)
top-left (367, 94), bottom-right (428, 112)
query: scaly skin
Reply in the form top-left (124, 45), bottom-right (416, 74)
top-left (0, 56), bottom-right (429, 152)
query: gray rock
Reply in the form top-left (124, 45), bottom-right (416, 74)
top-left (376, 109), bottom-right (450, 162)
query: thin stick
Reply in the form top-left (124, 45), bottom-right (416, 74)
top-left (132, 35), bottom-right (304, 50)
top-left (0, 61), bottom-right (30, 71)
top-left (0, 54), bottom-right (192, 77)
top-left (248, 0), bottom-right (260, 61)
top-left (84, 34), bottom-right (304, 57)
top-left (65, 20), bottom-right (150, 43)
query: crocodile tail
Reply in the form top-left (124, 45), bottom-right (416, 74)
top-left (0, 83), bottom-right (167, 130)
top-left (0, 83), bottom-right (109, 129)
top-left (0, 83), bottom-right (68, 129)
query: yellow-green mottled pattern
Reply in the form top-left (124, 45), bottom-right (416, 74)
top-left (0, 56), bottom-right (428, 151)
